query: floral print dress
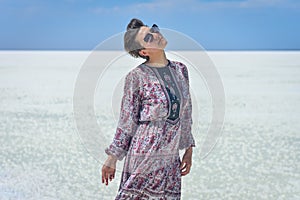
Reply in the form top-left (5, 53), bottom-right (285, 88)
top-left (105, 60), bottom-right (195, 200)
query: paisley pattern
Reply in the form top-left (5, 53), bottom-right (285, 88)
top-left (105, 61), bottom-right (195, 199)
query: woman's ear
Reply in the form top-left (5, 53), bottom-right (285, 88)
top-left (139, 49), bottom-right (148, 57)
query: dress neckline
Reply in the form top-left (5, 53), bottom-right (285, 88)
top-left (143, 60), bottom-right (170, 69)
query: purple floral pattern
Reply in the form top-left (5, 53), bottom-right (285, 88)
top-left (105, 61), bottom-right (195, 199)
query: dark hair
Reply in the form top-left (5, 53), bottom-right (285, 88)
top-left (124, 18), bottom-right (148, 60)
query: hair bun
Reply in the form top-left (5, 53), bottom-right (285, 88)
top-left (127, 18), bottom-right (145, 30)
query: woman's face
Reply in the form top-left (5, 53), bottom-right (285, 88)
top-left (135, 25), bottom-right (167, 51)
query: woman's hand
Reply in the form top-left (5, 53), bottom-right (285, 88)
top-left (180, 147), bottom-right (193, 176)
top-left (101, 155), bottom-right (117, 186)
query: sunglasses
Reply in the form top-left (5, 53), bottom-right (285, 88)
top-left (143, 24), bottom-right (160, 43)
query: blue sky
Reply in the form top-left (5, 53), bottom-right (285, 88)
top-left (1, 0), bottom-right (300, 50)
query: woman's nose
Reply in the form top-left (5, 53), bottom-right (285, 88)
top-left (153, 33), bottom-right (161, 40)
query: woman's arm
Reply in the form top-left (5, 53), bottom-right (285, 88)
top-left (102, 70), bottom-right (141, 185)
top-left (177, 63), bottom-right (195, 176)
top-left (105, 70), bottom-right (141, 160)
top-left (179, 63), bottom-right (195, 150)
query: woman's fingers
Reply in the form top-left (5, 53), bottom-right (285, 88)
top-left (102, 167), bottom-right (108, 185)
top-left (101, 156), bottom-right (117, 186)
top-left (180, 163), bottom-right (191, 176)
top-left (180, 160), bottom-right (192, 176)
top-left (180, 150), bottom-right (193, 176)
top-left (180, 162), bottom-right (186, 170)
top-left (102, 165), bottom-right (116, 186)
top-left (181, 165), bottom-right (191, 176)
top-left (109, 173), bottom-right (115, 181)
top-left (102, 168), bottom-right (108, 185)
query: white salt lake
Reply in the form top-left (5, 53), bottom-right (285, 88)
top-left (0, 51), bottom-right (299, 199)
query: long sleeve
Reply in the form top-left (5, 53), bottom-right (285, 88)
top-left (105, 70), bottom-right (141, 160)
top-left (179, 64), bottom-right (196, 150)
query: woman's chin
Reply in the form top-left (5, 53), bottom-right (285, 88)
top-left (160, 39), bottom-right (168, 49)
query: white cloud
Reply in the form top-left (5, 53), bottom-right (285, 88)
top-left (90, 0), bottom-right (299, 15)
top-left (181, 0), bottom-right (299, 9)
top-left (240, 0), bottom-right (296, 8)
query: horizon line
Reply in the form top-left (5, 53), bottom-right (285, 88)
top-left (0, 49), bottom-right (300, 51)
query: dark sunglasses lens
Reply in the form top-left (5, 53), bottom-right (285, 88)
top-left (144, 33), bottom-right (153, 43)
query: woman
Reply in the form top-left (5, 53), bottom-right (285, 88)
top-left (102, 18), bottom-right (195, 199)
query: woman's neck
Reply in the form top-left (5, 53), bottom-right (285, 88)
top-left (146, 51), bottom-right (168, 68)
